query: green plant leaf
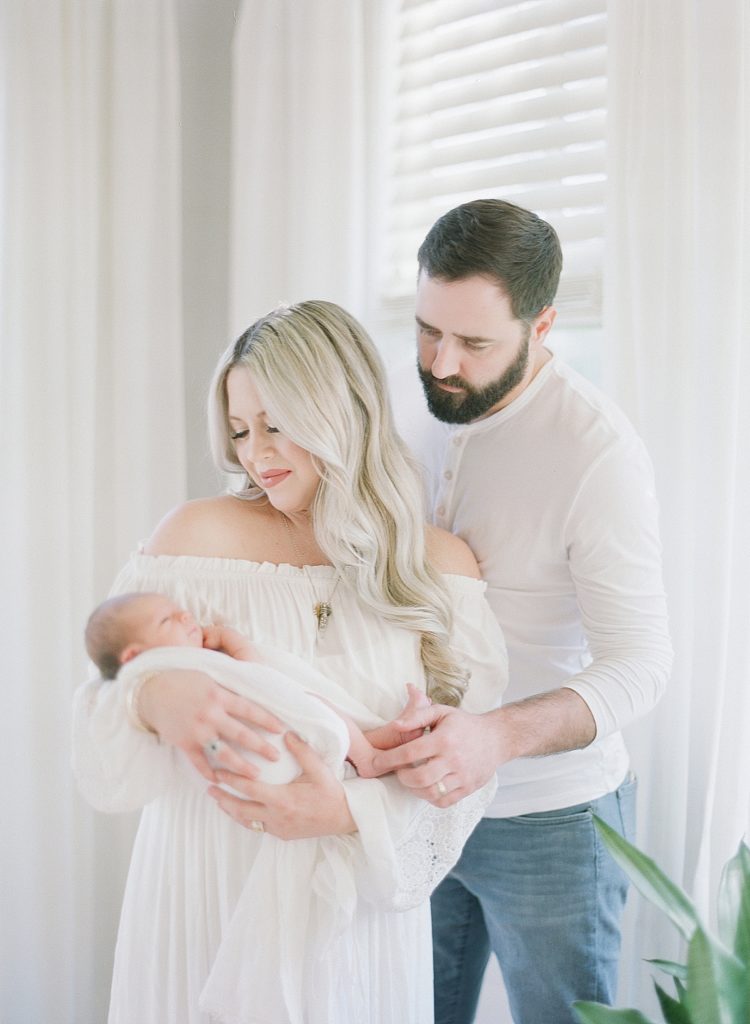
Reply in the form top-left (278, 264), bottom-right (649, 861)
top-left (592, 815), bottom-right (700, 940)
top-left (718, 841), bottom-right (750, 965)
top-left (683, 926), bottom-right (748, 1024)
top-left (573, 1003), bottom-right (658, 1024)
top-left (647, 958), bottom-right (688, 981)
top-left (654, 981), bottom-right (693, 1023)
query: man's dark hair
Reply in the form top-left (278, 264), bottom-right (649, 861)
top-left (417, 198), bottom-right (563, 322)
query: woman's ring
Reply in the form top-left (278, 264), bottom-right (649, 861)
top-left (436, 779), bottom-right (448, 797)
top-left (205, 738), bottom-right (222, 757)
top-left (250, 819), bottom-right (265, 833)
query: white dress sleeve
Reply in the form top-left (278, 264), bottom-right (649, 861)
top-left (71, 673), bottom-right (182, 813)
top-left (71, 560), bottom-right (184, 813)
top-left (342, 577), bottom-right (507, 910)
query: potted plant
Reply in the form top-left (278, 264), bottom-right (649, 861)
top-left (573, 816), bottom-right (750, 1023)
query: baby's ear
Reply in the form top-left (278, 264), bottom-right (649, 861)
top-left (119, 643), bottom-right (144, 666)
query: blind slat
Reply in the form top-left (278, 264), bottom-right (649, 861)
top-left (380, 0), bottom-right (607, 323)
top-left (400, 0), bottom-right (603, 42)
top-left (390, 178), bottom-right (606, 231)
top-left (397, 110), bottom-right (605, 174)
top-left (398, 79), bottom-right (604, 145)
top-left (399, 15), bottom-right (605, 87)
top-left (398, 47), bottom-right (606, 116)
top-left (393, 144), bottom-right (605, 203)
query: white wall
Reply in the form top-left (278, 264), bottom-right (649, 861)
top-left (178, 0), bottom-right (237, 500)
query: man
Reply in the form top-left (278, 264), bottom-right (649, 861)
top-left (375, 199), bottom-right (673, 1024)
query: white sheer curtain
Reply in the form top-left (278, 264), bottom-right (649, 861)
top-left (0, 3), bottom-right (185, 1022)
top-left (229, 0), bottom-right (389, 336)
top-left (605, 0), bottom-right (750, 1013)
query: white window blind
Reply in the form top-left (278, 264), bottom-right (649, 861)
top-left (382, 0), bottom-right (607, 324)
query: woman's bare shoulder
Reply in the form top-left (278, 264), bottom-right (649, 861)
top-left (143, 495), bottom-right (277, 560)
top-left (425, 524), bottom-right (481, 580)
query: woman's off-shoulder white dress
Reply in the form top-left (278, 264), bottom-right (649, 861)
top-left (72, 554), bottom-right (508, 1024)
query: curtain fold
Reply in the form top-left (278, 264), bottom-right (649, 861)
top-left (0, 2), bottom-right (185, 1021)
top-left (229, 0), bottom-right (385, 335)
top-left (605, 0), bottom-right (750, 1013)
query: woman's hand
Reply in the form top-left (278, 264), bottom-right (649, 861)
top-left (208, 732), bottom-right (357, 839)
top-left (138, 670), bottom-right (284, 782)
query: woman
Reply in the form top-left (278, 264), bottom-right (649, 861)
top-left (73, 300), bottom-right (508, 1024)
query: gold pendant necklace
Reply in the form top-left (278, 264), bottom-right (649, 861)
top-left (279, 513), bottom-right (342, 636)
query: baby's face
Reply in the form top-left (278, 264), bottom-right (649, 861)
top-left (127, 594), bottom-right (203, 651)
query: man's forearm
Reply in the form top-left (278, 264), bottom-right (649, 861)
top-left (490, 687), bottom-right (597, 764)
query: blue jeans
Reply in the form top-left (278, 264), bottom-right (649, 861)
top-left (431, 773), bottom-right (637, 1024)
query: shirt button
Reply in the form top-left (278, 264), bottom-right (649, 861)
top-left (444, 470), bottom-right (453, 480)
top-left (452, 435), bottom-right (463, 446)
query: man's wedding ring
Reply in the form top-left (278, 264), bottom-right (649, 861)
top-left (436, 780), bottom-right (448, 797)
top-left (250, 820), bottom-right (265, 833)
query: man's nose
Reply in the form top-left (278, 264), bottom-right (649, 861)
top-left (430, 339), bottom-right (461, 380)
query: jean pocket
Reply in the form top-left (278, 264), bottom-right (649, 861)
top-left (509, 802), bottom-right (592, 826)
top-left (615, 772), bottom-right (638, 843)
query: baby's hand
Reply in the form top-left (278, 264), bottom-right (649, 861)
top-left (203, 624), bottom-right (258, 662)
top-left (201, 625), bottom-right (225, 651)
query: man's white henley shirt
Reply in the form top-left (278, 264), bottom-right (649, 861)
top-left (396, 354), bottom-right (673, 816)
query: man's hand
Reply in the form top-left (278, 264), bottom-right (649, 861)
top-left (208, 732), bottom-right (357, 839)
top-left (363, 683), bottom-right (431, 755)
top-left (370, 688), bottom-right (597, 807)
top-left (369, 703), bottom-right (503, 807)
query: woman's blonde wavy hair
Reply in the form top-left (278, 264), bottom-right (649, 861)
top-left (208, 299), bottom-right (468, 706)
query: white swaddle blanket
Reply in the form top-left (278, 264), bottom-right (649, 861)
top-left (119, 644), bottom-right (353, 783)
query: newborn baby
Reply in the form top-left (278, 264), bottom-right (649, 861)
top-left (84, 591), bottom-right (428, 778)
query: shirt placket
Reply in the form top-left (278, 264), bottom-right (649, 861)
top-left (434, 430), bottom-right (467, 529)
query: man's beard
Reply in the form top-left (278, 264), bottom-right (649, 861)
top-left (417, 334), bottom-right (530, 425)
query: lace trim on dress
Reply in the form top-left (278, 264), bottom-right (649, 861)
top-left (390, 780), bottom-right (497, 911)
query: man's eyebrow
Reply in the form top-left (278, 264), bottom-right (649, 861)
top-left (415, 315), bottom-right (439, 333)
top-left (455, 332), bottom-right (496, 346)
top-left (416, 314), bottom-right (496, 346)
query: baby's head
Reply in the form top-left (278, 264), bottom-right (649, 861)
top-left (85, 592), bottom-right (203, 679)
